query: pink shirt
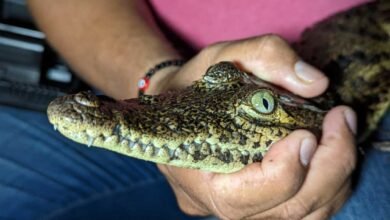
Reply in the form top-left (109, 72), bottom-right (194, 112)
top-left (150, 0), bottom-right (371, 50)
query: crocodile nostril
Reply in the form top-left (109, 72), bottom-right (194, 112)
top-left (74, 91), bottom-right (100, 107)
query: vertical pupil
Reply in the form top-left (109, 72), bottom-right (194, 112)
top-left (262, 98), bottom-right (269, 109)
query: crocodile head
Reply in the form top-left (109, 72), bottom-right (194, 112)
top-left (47, 62), bottom-right (326, 173)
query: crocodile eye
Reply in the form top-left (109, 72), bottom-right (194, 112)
top-left (251, 90), bottom-right (275, 114)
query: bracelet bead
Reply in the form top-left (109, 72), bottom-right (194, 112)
top-left (138, 59), bottom-right (185, 97)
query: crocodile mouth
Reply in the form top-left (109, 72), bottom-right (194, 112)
top-left (51, 118), bottom-right (268, 173)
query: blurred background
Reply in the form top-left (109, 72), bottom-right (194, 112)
top-left (0, 0), bottom-right (88, 111)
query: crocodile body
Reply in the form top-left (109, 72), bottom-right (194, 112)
top-left (47, 2), bottom-right (390, 173)
top-left (295, 1), bottom-right (390, 141)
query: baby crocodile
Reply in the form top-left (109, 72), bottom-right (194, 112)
top-left (47, 1), bottom-right (390, 173)
top-left (47, 62), bottom-right (325, 173)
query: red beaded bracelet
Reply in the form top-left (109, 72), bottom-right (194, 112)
top-left (138, 59), bottom-right (185, 97)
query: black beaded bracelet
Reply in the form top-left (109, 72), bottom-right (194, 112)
top-left (138, 59), bottom-right (185, 97)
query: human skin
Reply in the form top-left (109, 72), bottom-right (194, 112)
top-left (28, 0), bottom-right (357, 219)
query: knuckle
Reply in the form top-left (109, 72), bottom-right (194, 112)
top-left (280, 175), bottom-right (302, 197)
top-left (268, 165), bottom-right (304, 197)
top-left (259, 34), bottom-right (288, 51)
top-left (311, 209), bottom-right (333, 220)
top-left (291, 129), bottom-right (317, 142)
top-left (262, 34), bottom-right (285, 43)
top-left (280, 198), bottom-right (312, 220)
top-left (176, 198), bottom-right (193, 214)
top-left (297, 129), bottom-right (316, 137)
top-left (309, 205), bottom-right (336, 220)
top-left (197, 41), bottom-right (232, 66)
top-left (177, 198), bottom-right (207, 216)
top-left (198, 44), bottom-right (217, 60)
top-left (209, 198), bottom-right (242, 220)
top-left (201, 41), bottom-right (229, 56)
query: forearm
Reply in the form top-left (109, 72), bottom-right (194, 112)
top-left (27, 0), bottom-right (180, 99)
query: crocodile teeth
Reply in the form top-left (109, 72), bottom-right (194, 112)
top-left (87, 136), bottom-right (95, 147)
top-left (140, 143), bottom-right (148, 152)
top-left (187, 144), bottom-right (197, 155)
top-left (128, 141), bottom-right (136, 148)
top-left (145, 145), bottom-right (154, 157)
top-left (200, 143), bottom-right (211, 155)
top-left (157, 147), bottom-right (169, 158)
top-left (53, 125), bottom-right (57, 131)
top-left (167, 148), bottom-right (175, 158)
top-left (174, 148), bottom-right (188, 160)
top-left (133, 143), bottom-right (142, 154)
top-left (120, 139), bottom-right (129, 147)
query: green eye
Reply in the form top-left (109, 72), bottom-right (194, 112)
top-left (251, 90), bottom-right (275, 114)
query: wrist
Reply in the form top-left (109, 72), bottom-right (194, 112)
top-left (143, 63), bottom-right (183, 95)
top-left (94, 35), bottom-right (181, 99)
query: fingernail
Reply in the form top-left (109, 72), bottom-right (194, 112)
top-left (344, 108), bottom-right (357, 135)
top-left (294, 60), bottom-right (324, 83)
top-left (300, 137), bottom-right (317, 167)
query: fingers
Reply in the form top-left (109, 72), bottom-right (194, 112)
top-left (235, 35), bottom-right (328, 97)
top-left (159, 106), bottom-right (356, 219)
top-left (219, 35), bottom-right (329, 98)
top-left (258, 106), bottom-right (357, 219)
top-left (170, 182), bottom-right (209, 216)
top-left (158, 130), bottom-right (319, 219)
top-left (291, 106), bottom-right (356, 208)
top-left (316, 106), bottom-right (357, 187)
top-left (209, 130), bottom-right (317, 218)
top-left (158, 36), bottom-right (354, 219)
top-left (253, 130), bottom-right (318, 205)
top-left (157, 164), bottom-right (212, 216)
top-left (302, 180), bottom-right (352, 220)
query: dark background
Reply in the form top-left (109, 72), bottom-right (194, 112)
top-left (0, 0), bottom-right (88, 111)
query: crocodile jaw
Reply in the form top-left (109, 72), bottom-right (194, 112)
top-left (47, 92), bottom-right (276, 173)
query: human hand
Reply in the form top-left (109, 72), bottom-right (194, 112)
top-left (156, 35), bottom-right (357, 219)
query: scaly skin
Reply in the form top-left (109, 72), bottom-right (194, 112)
top-left (47, 1), bottom-right (390, 173)
top-left (48, 62), bottom-right (325, 173)
top-left (295, 1), bottom-right (390, 141)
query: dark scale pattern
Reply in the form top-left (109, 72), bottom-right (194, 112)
top-left (253, 142), bottom-right (261, 149)
top-left (215, 150), bottom-right (233, 164)
top-left (252, 153), bottom-right (264, 163)
top-left (239, 135), bottom-right (247, 145)
top-left (240, 154), bottom-right (250, 165)
top-left (295, 1), bottom-right (390, 139)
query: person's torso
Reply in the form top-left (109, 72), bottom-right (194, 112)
top-left (150, 0), bottom-right (371, 50)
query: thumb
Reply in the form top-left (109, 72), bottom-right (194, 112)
top-left (254, 129), bottom-right (318, 207)
top-left (213, 129), bottom-right (318, 212)
top-left (221, 35), bottom-right (329, 98)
